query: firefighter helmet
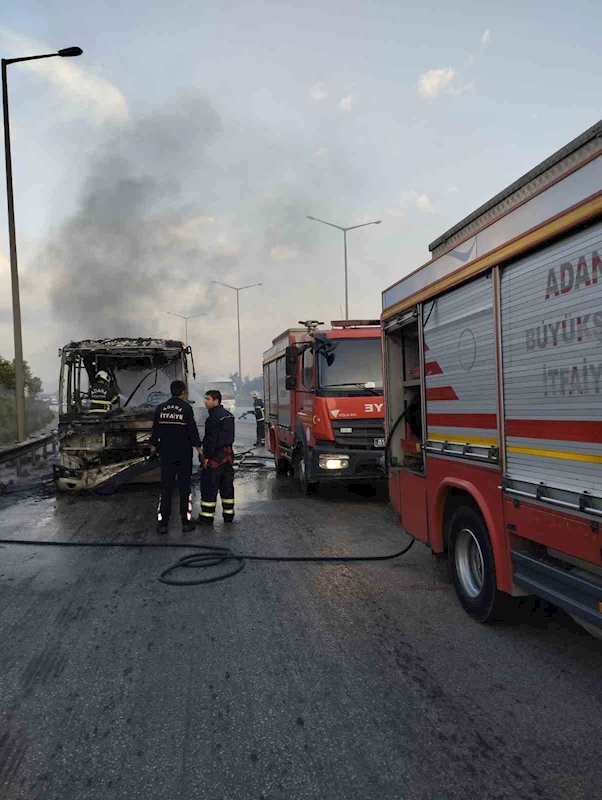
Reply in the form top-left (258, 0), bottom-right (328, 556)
top-left (96, 370), bottom-right (110, 383)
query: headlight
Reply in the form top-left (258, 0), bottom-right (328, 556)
top-left (319, 455), bottom-right (350, 470)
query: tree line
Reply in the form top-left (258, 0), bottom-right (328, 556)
top-left (0, 355), bottom-right (53, 444)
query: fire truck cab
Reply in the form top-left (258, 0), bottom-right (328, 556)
top-left (263, 321), bottom-right (386, 494)
top-left (382, 119), bottom-right (602, 636)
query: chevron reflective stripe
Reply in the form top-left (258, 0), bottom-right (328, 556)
top-left (157, 497), bottom-right (162, 521)
top-left (187, 494), bottom-right (193, 521)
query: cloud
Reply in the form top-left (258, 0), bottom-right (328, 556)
top-left (415, 193), bottom-right (437, 214)
top-left (270, 245), bottom-right (300, 261)
top-left (448, 80), bottom-right (475, 97)
top-left (445, 185), bottom-right (459, 194)
top-left (481, 29), bottom-right (491, 46)
top-left (339, 95), bottom-right (353, 112)
top-left (418, 65), bottom-right (475, 99)
top-left (309, 82), bottom-right (328, 101)
top-left (0, 26), bottom-right (128, 124)
top-left (311, 146), bottom-right (328, 160)
top-left (388, 190), bottom-right (437, 217)
top-left (417, 67), bottom-right (456, 98)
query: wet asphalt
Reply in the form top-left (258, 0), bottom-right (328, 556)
top-left (0, 416), bottom-right (601, 800)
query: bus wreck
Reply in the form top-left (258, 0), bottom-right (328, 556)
top-left (54, 338), bottom-right (194, 492)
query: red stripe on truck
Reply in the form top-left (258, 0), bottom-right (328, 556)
top-left (427, 413), bottom-right (497, 429)
top-left (424, 361), bottom-right (443, 376)
top-left (506, 419), bottom-right (602, 443)
top-left (426, 387), bottom-right (459, 401)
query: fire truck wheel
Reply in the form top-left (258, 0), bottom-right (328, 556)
top-left (449, 505), bottom-right (512, 623)
top-left (274, 452), bottom-right (289, 475)
top-left (294, 451), bottom-right (319, 496)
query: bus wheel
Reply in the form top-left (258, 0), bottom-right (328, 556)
top-left (449, 505), bottom-right (512, 623)
top-left (294, 451), bottom-right (319, 496)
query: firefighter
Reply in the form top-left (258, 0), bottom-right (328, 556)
top-left (150, 380), bottom-right (202, 535)
top-left (239, 391), bottom-right (266, 446)
top-left (250, 391), bottom-right (265, 446)
top-left (198, 389), bottom-right (235, 526)
top-left (89, 370), bottom-right (120, 414)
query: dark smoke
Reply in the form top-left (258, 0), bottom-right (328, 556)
top-left (42, 95), bottom-right (232, 338)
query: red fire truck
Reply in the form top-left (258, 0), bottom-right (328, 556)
top-left (263, 320), bottom-right (386, 493)
top-left (382, 119), bottom-right (602, 637)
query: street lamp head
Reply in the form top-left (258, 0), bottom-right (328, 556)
top-left (307, 216), bottom-right (316, 221)
top-left (374, 220), bottom-right (382, 225)
top-left (58, 47), bottom-right (83, 57)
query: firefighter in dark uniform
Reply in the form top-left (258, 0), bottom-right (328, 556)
top-left (89, 370), bottom-right (120, 414)
top-left (150, 380), bottom-right (202, 535)
top-left (198, 389), bottom-right (235, 526)
top-left (251, 391), bottom-right (265, 446)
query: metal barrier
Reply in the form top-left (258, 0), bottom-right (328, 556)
top-left (0, 431), bottom-right (59, 478)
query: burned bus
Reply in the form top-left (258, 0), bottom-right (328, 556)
top-left (55, 338), bottom-right (194, 491)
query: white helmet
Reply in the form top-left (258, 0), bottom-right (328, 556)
top-left (251, 391), bottom-right (260, 398)
top-left (96, 370), bottom-right (110, 383)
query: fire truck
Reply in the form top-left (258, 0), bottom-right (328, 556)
top-left (263, 320), bottom-right (386, 493)
top-left (382, 119), bottom-right (602, 637)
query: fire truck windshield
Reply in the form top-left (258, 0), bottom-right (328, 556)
top-left (318, 338), bottom-right (383, 394)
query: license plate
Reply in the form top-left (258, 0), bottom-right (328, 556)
top-left (374, 438), bottom-right (386, 448)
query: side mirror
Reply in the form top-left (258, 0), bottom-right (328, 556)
top-left (285, 345), bottom-right (298, 378)
top-left (286, 376), bottom-right (297, 391)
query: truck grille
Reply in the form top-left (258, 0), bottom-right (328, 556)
top-left (332, 419), bottom-right (385, 450)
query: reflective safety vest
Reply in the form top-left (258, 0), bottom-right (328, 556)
top-left (253, 398), bottom-right (265, 422)
top-left (89, 383), bottom-right (119, 413)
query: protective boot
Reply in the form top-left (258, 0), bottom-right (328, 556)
top-left (157, 522), bottom-right (169, 535)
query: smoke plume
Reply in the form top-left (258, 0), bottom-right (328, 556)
top-left (42, 95), bottom-right (233, 339)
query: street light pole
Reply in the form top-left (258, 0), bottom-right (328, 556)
top-left (236, 290), bottom-right (241, 381)
top-left (212, 282), bottom-right (262, 382)
top-left (2, 46), bottom-right (82, 441)
top-left (164, 311), bottom-right (204, 347)
top-left (307, 216), bottom-right (381, 319)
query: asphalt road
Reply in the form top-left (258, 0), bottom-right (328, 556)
top-left (0, 414), bottom-right (601, 800)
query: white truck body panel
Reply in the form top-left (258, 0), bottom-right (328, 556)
top-left (423, 274), bottom-right (499, 457)
top-left (501, 220), bottom-right (602, 504)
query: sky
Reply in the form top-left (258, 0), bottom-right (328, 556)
top-left (1, 0), bottom-right (602, 393)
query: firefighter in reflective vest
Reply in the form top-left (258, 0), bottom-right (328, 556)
top-left (150, 380), bottom-right (202, 535)
top-left (251, 391), bottom-right (265, 446)
top-left (89, 371), bottom-right (120, 414)
top-left (198, 389), bottom-right (235, 526)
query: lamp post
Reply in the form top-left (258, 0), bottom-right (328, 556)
top-left (306, 216), bottom-right (381, 319)
top-left (2, 46), bottom-right (83, 441)
top-left (212, 282), bottom-right (262, 381)
top-left (164, 311), bottom-right (204, 347)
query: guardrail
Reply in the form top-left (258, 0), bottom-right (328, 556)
top-left (0, 431), bottom-right (59, 477)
